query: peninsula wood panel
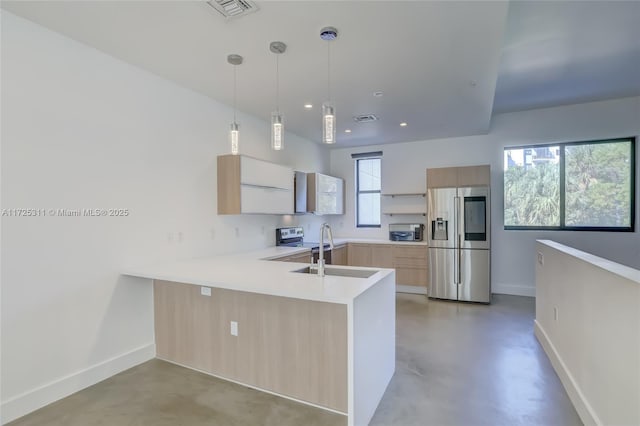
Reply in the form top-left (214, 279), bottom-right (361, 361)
top-left (154, 280), bottom-right (348, 413)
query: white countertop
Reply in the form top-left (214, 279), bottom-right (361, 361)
top-left (123, 245), bottom-right (395, 304)
top-left (538, 240), bottom-right (640, 284)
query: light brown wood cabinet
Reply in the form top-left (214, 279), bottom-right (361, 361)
top-left (217, 155), bottom-right (294, 215)
top-left (346, 243), bottom-right (428, 288)
top-left (331, 245), bottom-right (348, 266)
top-left (427, 165), bottom-right (490, 188)
top-left (392, 245), bottom-right (428, 288)
top-left (347, 243), bottom-right (372, 267)
top-left (371, 245), bottom-right (394, 268)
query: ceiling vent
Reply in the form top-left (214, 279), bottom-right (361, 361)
top-left (353, 114), bottom-right (379, 123)
top-left (206, 0), bottom-right (258, 19)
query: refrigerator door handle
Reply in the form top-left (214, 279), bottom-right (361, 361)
top-left (457, 235), bottom-right (462, 284)
top-left (453, 196), bottom-right (460, 284)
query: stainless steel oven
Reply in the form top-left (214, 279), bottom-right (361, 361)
top-left (275, 227), bottom-right (331, 264)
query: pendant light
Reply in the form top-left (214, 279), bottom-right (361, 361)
top-left (270, 41), bottom-right (286, 151)
top-left (227, 54), bottom-right (243, 155)
top-left (320, 27), bottom-right (338, 145)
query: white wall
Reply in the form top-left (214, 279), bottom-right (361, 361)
top-left (329, 96), bottom-right (640, 296)
top-left (535, 240), bottom-right (640, 426)
top-left (0, 12), bottom-right (329, 423)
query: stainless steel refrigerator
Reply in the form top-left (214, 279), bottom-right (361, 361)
top-left (428, 187), bottom-right (491, 303)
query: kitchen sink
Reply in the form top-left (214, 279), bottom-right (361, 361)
top-left (292, 266), bottom-right (378, 279)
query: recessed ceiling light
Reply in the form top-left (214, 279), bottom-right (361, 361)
top-left (345, 129), bottom-right (352, 133)
top-left (373, 91), bottom-right (383, 97)
top-left (400, 122), bottom-right (408, 127)
top-left (304, 103), bottom-right (313, 109)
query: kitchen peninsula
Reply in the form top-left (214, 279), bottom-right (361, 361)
top-left (123, 246), bottom-right (396, 426)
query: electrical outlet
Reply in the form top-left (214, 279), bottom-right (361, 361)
top-left (230, 321), bottom-right (238, 336)
top-left (201, 287), bottom-right (211, 297)
top-left (553, 307), bottom-right (558, 321)
top-left (235, 227), bottom-right (240, 238)
top-left (537, 252), bottom-right (544, 265)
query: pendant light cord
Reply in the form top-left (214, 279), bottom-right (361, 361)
top-left (327, 41), bottom-right (331, 101)
top-left (276, 54), bottom-right (280, 112)
top-left (233, 65), bottom-right (237, 123)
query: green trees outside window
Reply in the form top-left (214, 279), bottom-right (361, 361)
top-left (504, 138), bottom-right (635, 231)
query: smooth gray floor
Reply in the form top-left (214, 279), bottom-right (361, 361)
top-left (9, 294), bottom-right (581, 426)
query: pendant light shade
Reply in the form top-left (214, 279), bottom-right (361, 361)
top-left (270, 41), bottom-right (286, 151)
top-left (227, 54), bottom-right (243, 155)
top-left (320, 27), bottom-right (338, 145)
top-left (271, 112), bottom-right (283, 150)
top-left (229, 122), bottom-right (239, 155)
top-left (322, 102), bottom-right (336, 144)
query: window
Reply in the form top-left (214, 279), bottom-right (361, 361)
top-left (356, 157), bottom-right (381, 227)
top-left (504, 138), bottom-right (635, 231)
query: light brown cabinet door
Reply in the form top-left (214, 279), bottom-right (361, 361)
top-left (331, 245), bottom-right (348, 265)
top-left (427, 165), bottom-right (490, 188)
top-left (396, 267), bottom-right (428, 287)
top-left (393, 245), bottom-right (428, 287)
top-left (288, 252), bottom-right (312, 263)
top-left (371, 245), bottom-right (394, 268)
top-left (427, 167), bottom-right (458, 188)
top-left (457, 165), bottom-right (490, 187)
top-left (348, 244), bottom-right (372, 267)
top-left (271, 252), bottom-right (312, 263)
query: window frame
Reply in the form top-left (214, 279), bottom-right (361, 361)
top-left (504, 137), bottom-right (636, 232)
top-left (355, 157), bottom-right (382, 228)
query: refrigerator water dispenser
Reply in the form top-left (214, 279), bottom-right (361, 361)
top-left (432, 218), bottom-right (448, 240)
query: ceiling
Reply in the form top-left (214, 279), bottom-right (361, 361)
top-left (494, 1), bottom-right (640, 113)
top-left (2, 1), bottom-right (638, 148)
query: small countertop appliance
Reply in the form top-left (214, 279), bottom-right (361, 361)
top-left (389, 223), bottom-right (424, 241)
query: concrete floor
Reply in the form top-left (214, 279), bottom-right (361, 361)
top-left (9, 294), bottom-right (581, 426)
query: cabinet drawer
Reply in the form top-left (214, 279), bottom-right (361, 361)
top-left (396, 267), bottom-right (428, 287)
top-left (241, 185), bottom-right (293, 214)
top-left (394, 257), bottom-right (427, 268)
top-left (392, 246), bottom-right (428, 260)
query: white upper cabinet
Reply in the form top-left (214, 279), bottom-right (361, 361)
top-left (307, 173), bottom-right (344, 215)
top-left (240, 156), bottom-right (292, 190)
top-left (217, 155), bottom-right (294, 215)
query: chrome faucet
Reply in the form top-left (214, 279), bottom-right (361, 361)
top-left (318, 223), bottom-right (334, 277)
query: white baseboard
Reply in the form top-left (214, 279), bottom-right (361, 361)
top-left (534, 321), bottom-right (600, 426)
top-left (492, 282), bottom-right (535, 297)
top-left (396, 285), bottom-right (427, 295)
top-left (1, 343), bottom-right (156, 424)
